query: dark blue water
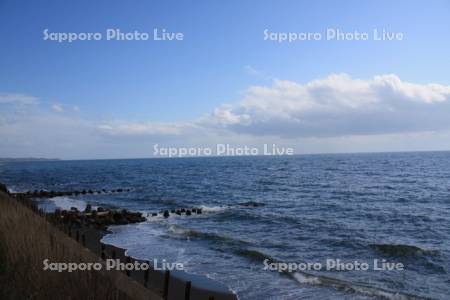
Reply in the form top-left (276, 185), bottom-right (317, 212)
top-left (1, 152), bottom-right (449, 299)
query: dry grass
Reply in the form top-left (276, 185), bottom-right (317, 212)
top-left (0, 192), bottom-right (161, 300)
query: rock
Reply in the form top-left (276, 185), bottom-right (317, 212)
top-left (126, 211), bottom-right (145, 222)
top-left (151, 213), bottom-right (158, 217)
top-left (112, 211), bottom-right (125, 223)
top-left (176, 210), bottom-right (181, 215)
top-left (84, 204), bottom-right (92, 213)
top-left (50, 203), bottom-right (146, 229)
top-left (163, 210), bottom-right (170, 218)
top-left (186, 210), bottom-right (191, 216)
top-left (39, 190), bottom-right (49, 197)
top-left (197, 208), bottom-right (202, 214)
top-left (240, 201), bottom-right (265, 207)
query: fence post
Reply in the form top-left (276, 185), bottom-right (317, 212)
top-left (144, 268), bottom-right (149, 287)
top-left (163, 270), bottom-right (170, 300)
top-left (184, 281), bottom-right (191, 300)
top-left (126, 257), bottom-right (131, 276)
top-left (49, 233), bottom-right (54, 249)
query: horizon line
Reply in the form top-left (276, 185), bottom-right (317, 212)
top-left (3, 149), bottom-right (450, 162)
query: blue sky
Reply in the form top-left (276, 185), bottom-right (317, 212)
top-left (1, 0), bottom-right (450, 158)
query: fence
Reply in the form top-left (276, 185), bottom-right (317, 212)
top-left (9, 192), bottom-right (219, 300)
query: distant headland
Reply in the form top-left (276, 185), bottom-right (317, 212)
top-left (0, 158), bottom-right (60, 163)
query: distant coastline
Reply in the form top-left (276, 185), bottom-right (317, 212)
top-left (0, 157), bottom-right (60, 163)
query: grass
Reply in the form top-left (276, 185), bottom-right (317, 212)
top-left (0, 191), bottom-right (161, 300)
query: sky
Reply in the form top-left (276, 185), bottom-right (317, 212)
top-left (1, 0), bottom-right (450, 159)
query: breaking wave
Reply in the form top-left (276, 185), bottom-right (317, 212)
top-left (370, 243), bottom-right (439, 257)
top-left (50, 196), bottom-right (88, 211)
top-left (236, 248), bottom-right (429, 300)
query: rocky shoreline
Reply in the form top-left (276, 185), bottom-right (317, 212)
top-left (8, 187), bottom-right (207, 229)
top-left (6, 186), bottom-right (264, 231)
top-left (13, 187), bottom-right (133, 198)
top-left (1, 182), bottom-right (238, 300)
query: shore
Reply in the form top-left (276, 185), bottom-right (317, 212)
top-left (67, 218), bottom-right (238, 300)
top-left (0, 184), bottom-right (238, 300)
top-left (0, 189), bottom-right (159, 300)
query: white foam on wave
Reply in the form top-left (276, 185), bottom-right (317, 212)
top-left (291, 271), bottom-right (420, 300)
top-left (346, 285), bottom-right (415, 300)
top-left (142, 205), bottom-right (228, 222)
top-left (292, 272), bottom-right (321, 284)
top-left (168, 224), bottom-right (187, 235)
top-left (199, 205), bottom-right (229, 213)
top-left (7, 186), bottom-right (24, 193)
top-left (50, 196), bottom-right (88, 211)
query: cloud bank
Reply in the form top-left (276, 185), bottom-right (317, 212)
top-left (202, 74), bottom-right (450, 137)
top-left (0, 93), bottom-right (39, 105)
top-left (2, 74), bottom-right (450, 159)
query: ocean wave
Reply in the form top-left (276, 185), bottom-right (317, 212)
top-left (212, 209), bottom-right (305, 229)
top-left (155, 198), bottom-right (179, 205)
top-left (199, 202), bottom-right (265, 212)
top-left (165, 223), bottom-right (252, 248)
top-left (143, 205), bottom-right (230, 221)
top-left (291, 273), bottom-right (429, 300)
top-left (103, 210), bottom-right (434, 300)
top-left (144, 202), bottom-right (265, 221)
top-left (50, 196), bottom-right (89, 211)
top-left (236, 248), bottom-right (274, 262)
top-left (199, 205), bottom-right (230, 213)
top-left (234, 248), bottom-right (428, 300)
top-left (370, 243), bottom-right (439, 257)
top-left (48, 196), bottom-right (99, 212)
top-left (6, 186), bottom-right (27, 193)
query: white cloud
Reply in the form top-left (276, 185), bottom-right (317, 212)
top-left (2, 74), bottom-right (450, 159)
top-left (244, 65), bottom-right (272, 81)
top-left (51, 103), bottom-right (81, 113)
top-left (202, 74), bottom-right (450, 137)
top-left (0, 93), bottom-right (39, 105)
top-left (51, 104), bottom-right (64, 112)
top-left (97, 121), bottom-right (194, 136)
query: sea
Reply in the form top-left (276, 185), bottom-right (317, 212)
top-left (0, 152), bottom-right (449, 299)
